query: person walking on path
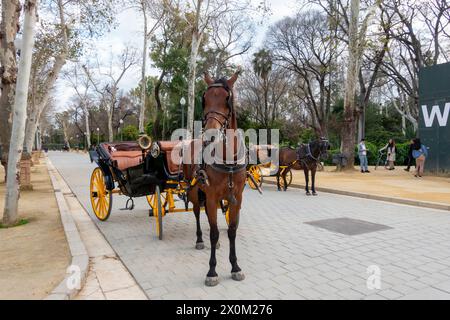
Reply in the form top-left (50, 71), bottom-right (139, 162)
top-left (412, 138), bottom-right (429, 178)
top-left (380, 139), bottom-right (396, 170)
top-left (358, 139), bottom-right (370, 173)
top-left (404, 139), bottom-right (415, 172)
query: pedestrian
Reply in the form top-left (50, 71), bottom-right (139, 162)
top-left (358, 138), bottom-right (370, 173)
top-left (404, 139), bottom-right (415, 172)
top-left (412, 138), bottom-right (429, 178)
top-left (380, 139), bottom-right (396, 170)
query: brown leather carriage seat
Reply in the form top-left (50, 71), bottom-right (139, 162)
top-left (158, 141), bottom-right (183, 175)
top-left (101, 142), bottom-right (144, 171)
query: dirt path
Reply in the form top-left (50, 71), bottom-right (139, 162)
top-left (0, 158), bottom-right (70, 299)
top-left (267, 166), bottom-right (450, 206)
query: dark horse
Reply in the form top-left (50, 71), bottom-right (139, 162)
top-left (183, 70), bottom-right (246, 287)
top-left (277, 138), bottom-right (330, 195)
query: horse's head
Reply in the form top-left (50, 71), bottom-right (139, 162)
top-left (202, 70), bottom-right (240, 132)
top-left (311, 137), bottom-right (331, 160)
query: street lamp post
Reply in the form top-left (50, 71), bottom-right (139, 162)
top-left (76, 134), bottom-right (79, 150)
top-left (119, 119), bottom-right (124, 141)
top-left (96, 128), bottom-right (100, 145)
top-left (180, 97), bottom-right (186, 131)
top-left (84, 132), bottom-right (87, 150)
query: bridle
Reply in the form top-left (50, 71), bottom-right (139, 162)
top-left (202, 81), bottom-right (234, 133)
top-left (298, 138), bottom-right (330, 169)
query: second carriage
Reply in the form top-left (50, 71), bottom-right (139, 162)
top-left (246, 145), bottom-right (293, 191)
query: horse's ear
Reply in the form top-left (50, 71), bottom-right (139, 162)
top-left (204, 72), bottom-right (214, 86)
top-left (227, 66), bottom-right (242, 87)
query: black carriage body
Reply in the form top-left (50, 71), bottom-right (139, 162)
top-left (89, 141), bottom-right (184, 198)
top-left (90, 142), bottom-right (162, 198)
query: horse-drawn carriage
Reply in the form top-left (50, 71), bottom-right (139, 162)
top-left (88, 136), bottom-right (233, 240)
top-left (246, 145), bottom-right (293, 191)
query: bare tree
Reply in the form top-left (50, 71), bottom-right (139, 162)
top-left (132, 0), bottom-right (168, 132)
top-left (267, 10), bottom-right (337, 137)
top-left (380, 0), bottom-right (450, 127)
top-left (64, 64), bottom-right (93, 149)
top-left (206, 11), bottom-right (253, 78)
top-left (0, 0), bottom-right (21, 176)
top-left (239, 62), bottom-right (292, 130)
top-left (3, 0), bottom-right (38, 226)
top-left (83, 47), bottom-right (139, 142)
top-left (180, 0), bottom-right (252, 135)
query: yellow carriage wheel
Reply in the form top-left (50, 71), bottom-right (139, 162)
top-left (280, 168), bottom-right (293, 188)
top-left (90, 167), bottom-right (112, 221)
top-left (247, 165), bottom-right (263, 190)
top-left (149, 185), bottom-right (164, 240)
top-left (222, 200), bottom-right (239, 228)
top-left (146, 192), bottom-right (167, 216)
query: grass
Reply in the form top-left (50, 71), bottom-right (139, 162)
top-left (0, 219), bottom-right (29, 229)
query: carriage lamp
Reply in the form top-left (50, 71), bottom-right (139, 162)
top-left (180, 97), bottom-right (186, 130)
top-left (119, 119), bottom-right (124, 141)
top-left (150, 142), bottom-right (160, 158)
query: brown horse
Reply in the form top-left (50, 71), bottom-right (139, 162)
top-left (183, 70), bottom-right (246, 287)
top-left (277, 139), bottom-right (330, 195)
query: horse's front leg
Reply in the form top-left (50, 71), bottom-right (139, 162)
top-left (304, 169), bottom-right (311, 196)
top-left (205, 198), bottom-right (220, 287)
top-left (228, 197), bottom-right (245, 282)
top-left (311, 166), bottom-right (318, 196)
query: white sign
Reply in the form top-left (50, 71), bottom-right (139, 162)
top-left (421, 103), bottom-right (450, 128)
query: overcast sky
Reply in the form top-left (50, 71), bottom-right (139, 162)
top-left (53, 0), bottom-right (300, 110)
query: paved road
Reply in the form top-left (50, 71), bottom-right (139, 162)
top-left (49, 151), bottom-right (450, 300)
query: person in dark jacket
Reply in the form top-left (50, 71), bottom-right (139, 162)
top-left (404, 139), bottom-right (415, 172)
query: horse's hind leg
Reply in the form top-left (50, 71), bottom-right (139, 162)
top-left (228, 199), bottom-right (245, 281)
top-left (205, 199), bottom-right (220, 287)
top-left (283, 170), bottom-right (288, 192)
top-left (276, 171), bottom-right (282, 191)
top-left (304, 169), bottom-right (311, 196)
top-left (189, 189), bottom-right (204, 250)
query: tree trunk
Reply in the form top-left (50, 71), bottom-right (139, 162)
top-left (3, 0), bottom-right (37, 226)
top-left (83, 103), bottom-right (91, 149)
top-left (153, 70), bottom-right (166, 139)
top-left (24, 55), bottom-right (68, 154)
top-left (139, 9), bottom-right (148, 133)
top-left (0, 0), bottom-right (21, 177)
top-left (187, 31), bottom-right (200, 137)
top-left (107, 102), bottom-right (113, 142)
top-left (341, 0), bottom-right (360, 171)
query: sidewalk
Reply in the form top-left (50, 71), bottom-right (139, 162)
top-left (46, 157), bottom-right (147, 300)
top-left (267, 166), bottom-right (450, 211)
top-left (0, 159), bottom-right (70, 299)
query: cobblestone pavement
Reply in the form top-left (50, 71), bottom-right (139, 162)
top-left (49, 151), bottom-right (450, 300)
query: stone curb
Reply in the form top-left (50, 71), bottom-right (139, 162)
top-left (45, 157), bottom-right (89, 300)
top-left (266, 181), bottom-right (450, 212)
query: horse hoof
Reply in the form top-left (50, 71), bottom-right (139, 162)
top-left (215, 242), bottom-right (220, 249)
top-left (205, 276), bottom-right (219, 287)
top-left (312, 193), bottom-right (318, 196)
top-left (306, 192), bottom-right (311, 196)
top-left (231, 272), bottom-right (245, 282)
top-left (196, 242), bottom-right (205, 250)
